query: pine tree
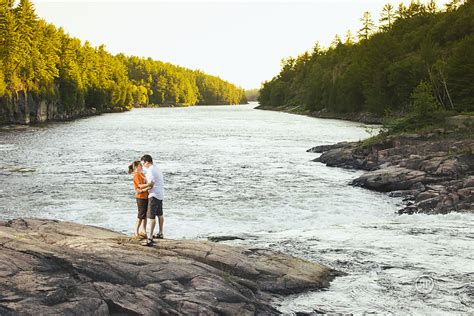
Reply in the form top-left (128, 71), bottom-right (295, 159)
top-left (407, 0), bottom-right (426, 17)
top-left (410, 81), bottom-right (440, 115)
top-left (345, 30), bottom-right (356, 45)
top-left (380, 3), bottom-right (395, 31)
top-left (312, 42), bottom-right (322, 56)
top-left (0, 0), bottom-right (19, 87)
top-left (13, 0), bottom-right (38, 90)
top-left (427, 0), bottom-right (438, 13)
top-left (445, 0), bottom-right (462, 12)
top-left (358, 11), bottom-right (375, 41)
top-left (396, 3), bottom-right (408, 19)
top-left (331, 34), bottom-right (342, 48)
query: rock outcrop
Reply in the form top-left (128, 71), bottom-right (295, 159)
top-left (0, 91), bottom-right (107, 125)
top-left (0, 219), bottom-right (336, 315)
top-left (310, 123), bottom-right (474, 215)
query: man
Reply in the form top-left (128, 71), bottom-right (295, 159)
top-left (138, 154), bottom-right (164, 246)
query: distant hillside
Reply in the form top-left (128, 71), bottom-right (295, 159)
top-left (258, 0), bottom-right (473, 116)
top-left (0, 0), bottom-right (247, 124)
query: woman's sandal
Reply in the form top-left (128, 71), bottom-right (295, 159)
top-left (141, 238), bottom-right (154, 246)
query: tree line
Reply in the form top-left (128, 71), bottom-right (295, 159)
top-left (0, 0), bottom-right (246, 120)
top-left (258, 0), bottom-right (473, 115)
top-left (245, 89), bottom-right (259, 102)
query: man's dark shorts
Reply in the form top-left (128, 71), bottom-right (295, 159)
top-left (147, 197), bottom-right (163, 219)
top-left (136, 198), bottom-right (148, 219)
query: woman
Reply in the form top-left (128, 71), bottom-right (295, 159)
top-left (128, 160), bottom-right (148, 239)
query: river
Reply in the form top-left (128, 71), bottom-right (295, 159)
top-left (0, 104), bottom-right (472, 314)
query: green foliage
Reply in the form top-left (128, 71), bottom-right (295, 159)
top-left (384, 109), bottom-right (452, 134)
top-left (446, 34), bottom-right (474, 111)
top-left (0, 1), bottom-right (246, 119)
top-left (259, 1), bottom-right (474, 116)
top-left (410, 81), bottom-right (440, 115)
top-left (0, 68), bottom-right (5, 95)
top-left (361, 108), bottom-right (464, 148)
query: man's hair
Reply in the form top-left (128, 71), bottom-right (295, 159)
top-left (141, 154), bottom-right (153, 164)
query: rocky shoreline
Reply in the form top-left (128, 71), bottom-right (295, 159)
top-left (255, 104), bottom-right (383, 124)
top-left (309, 119), bottom-right (474, 214)
top-left (0, 219), bottom-right (337, 315)
top-left (0, 92), bottom-right (248, 125)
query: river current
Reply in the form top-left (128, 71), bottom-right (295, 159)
top-left (0, 104), bottom-right (472, 314)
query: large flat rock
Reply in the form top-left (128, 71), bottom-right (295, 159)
top-left (351, 166), bottom-right (427, 192)
top-left (0, 219), bottom-right (335, 315)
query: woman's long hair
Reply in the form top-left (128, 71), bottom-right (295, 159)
top-left (128, 160), bottom-right (141, 174)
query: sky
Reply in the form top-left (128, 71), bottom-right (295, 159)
top-left (33, 0), bottom-right (450, 89)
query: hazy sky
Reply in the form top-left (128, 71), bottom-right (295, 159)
top-left (33, 0), bottom-right (450, 89)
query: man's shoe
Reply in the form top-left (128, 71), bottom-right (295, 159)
top-left (141, 238), bottom-right (154, 246)
top-left (153, 233), bottom-right (164, 239)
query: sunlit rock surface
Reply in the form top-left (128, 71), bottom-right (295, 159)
top-left (0, 219), bottom-right (336, 315)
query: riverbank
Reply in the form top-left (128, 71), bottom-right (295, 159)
top-left (309, 115), bottom-right (474, 214)
top-left (0, 99), bottom-right (250, 125)
top-left (137, 101), bottom-right (249, 108)
top-left (255, 104), bottom-right (384, 124)
top-left (0, 218), bottom-right (337, 314)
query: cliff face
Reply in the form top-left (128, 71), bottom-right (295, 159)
top-left (0, 219), bottom-right (336, 315)
top-left (0, 91), bottom-right (98, 125)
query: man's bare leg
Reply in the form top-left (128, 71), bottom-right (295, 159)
top-left (158, 216), bottom-right (164, 237)
top-left (148, 219), bottom-right (156, 241)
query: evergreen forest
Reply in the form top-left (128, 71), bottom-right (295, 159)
top-left (258, 0), bottom-right (473, 116)
top-left (0, 0), bottom-right (247, 123)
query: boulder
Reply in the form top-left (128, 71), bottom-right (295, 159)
top-left (415, 190), bottom-right (439, 202)
top-left (306, 142), bottom-right (355, 153)
top-left (435, 159), bottom-right (461, 177)
top-left (351, 167), bottom-right (426, 192)
top-left (314, 146), bottom-right (363, 169)
top-left (463, 176), bottom-right (474, 188)
top-left (458, 187), bottom-right (474, 200)
top-left (419, 157), bottom-right (445, 173)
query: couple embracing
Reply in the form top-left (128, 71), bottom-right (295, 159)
top-left (128, 154), bottom-right (164, 246)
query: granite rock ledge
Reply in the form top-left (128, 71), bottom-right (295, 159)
top-left (0, 218), bottom-right (336, 315)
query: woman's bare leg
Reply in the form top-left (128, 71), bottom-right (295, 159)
top-left (140, 218), bottom-right (147, 235)
top-left (135, 218), bottom-right (142, 236)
